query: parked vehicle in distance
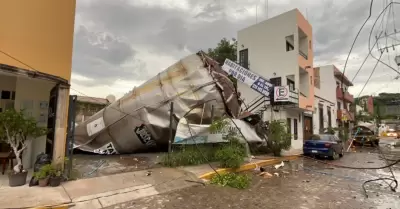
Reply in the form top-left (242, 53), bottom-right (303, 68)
top-left (303, 134), bottom-right (344, 160)
top-left (386, 130), bottom-right (398, 138)
top-left (351, 126), bottom-right (380, 146)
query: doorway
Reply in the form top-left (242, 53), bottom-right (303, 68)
top-left (46, 84), bottom-right (59, 156)
top-left (304, 116), bottom-right (313, 141)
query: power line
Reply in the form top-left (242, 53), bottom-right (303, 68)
top-left (357, 52), bottom-right (384, 98)
top-left (368, 1), bottom-right (400, 75)
top-left (341, 0), bottom-right (374, 88)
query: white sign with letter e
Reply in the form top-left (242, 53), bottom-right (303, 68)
top-left (274, 86), bottom-right (290, 102)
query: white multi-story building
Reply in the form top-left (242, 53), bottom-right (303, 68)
top-left (313, 65), bottom-right (355, 136)
top-left (236, 9), bottom-right (314, 152)
top-left (312, 66), bottom-right (338, 134)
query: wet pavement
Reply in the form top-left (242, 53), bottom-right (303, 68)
top-left (105, 138), bottom-right (400, 209)
top-left (72, 153), bottom-right (162, 179)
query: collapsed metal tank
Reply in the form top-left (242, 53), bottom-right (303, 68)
top-left (73, 51), bottom-right (241, 154)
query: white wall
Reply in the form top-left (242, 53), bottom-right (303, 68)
top-left (0, 74), bottom-right (16, 91)
top-left (315, 65), bottom-right (336, 103)
top-left (237, 9), bottom-right (298, 107)
top-left (263, 108), bottom-right (303, 150)
top-left (14, 77), bottom-right (55, 169)
top-left (313, 65), bottom-right (338, 132)
top-left (0, 74), bottom-right (17, 111)
top-left (313, 97), bottom-right (337, 134)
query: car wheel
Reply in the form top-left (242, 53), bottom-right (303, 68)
top-left (330, 150), bottom-right (339, 160)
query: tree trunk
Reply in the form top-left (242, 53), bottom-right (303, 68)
top-left (12, 149), bottom-right (22, 173)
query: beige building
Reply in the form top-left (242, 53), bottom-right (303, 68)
top-left (0, 0), bottom-right (76, 168)
top-left (236, 9), bottom-right (314, 152)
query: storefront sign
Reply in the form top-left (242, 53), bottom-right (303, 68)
top-left (222, 59), bottom-right (273, 97)
top-left (273, 86), bottom-right (299, 104)
top-left (274, 86), bottom-right (289, 102)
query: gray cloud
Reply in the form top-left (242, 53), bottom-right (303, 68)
top-left (73, 0), bottom-right (400, 96)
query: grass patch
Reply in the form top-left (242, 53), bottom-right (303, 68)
top-left (161, 141), bottom-right (247, 168)
top-left (210, 172), bottom-right (251, 189)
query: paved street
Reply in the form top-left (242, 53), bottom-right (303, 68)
top-left (106, 138), bottom-right (400, 209)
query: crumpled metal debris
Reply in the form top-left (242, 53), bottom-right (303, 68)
top-left (73, 52), bottom-right (240, 154)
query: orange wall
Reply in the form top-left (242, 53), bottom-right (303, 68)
top-left (0, 0), bottom-right (76, 81)
top-left (296, 9), bottom-right (314, 111)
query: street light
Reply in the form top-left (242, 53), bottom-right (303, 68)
top-left (395, 55), bottom-right (400, 66)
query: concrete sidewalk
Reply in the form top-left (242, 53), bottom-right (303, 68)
top-left (0, 167), bottom-right (199, 209)
top-left (0, 155), bottom-right (299, 209)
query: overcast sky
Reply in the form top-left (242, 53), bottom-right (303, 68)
top-left (71, 0), bottom-right (400, 99)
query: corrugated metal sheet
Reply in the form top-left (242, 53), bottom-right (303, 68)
top-left (73, 52), bottom-right (240, 153)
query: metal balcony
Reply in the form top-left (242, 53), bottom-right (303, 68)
top-left (336, 87), bottom-right (354, 103)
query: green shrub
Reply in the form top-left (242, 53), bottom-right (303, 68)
top-left (161, 145), bottom-right (217, 167)
top-left (33, 164), bottom-right (53, 180)
top-left (162, 118), bottom-right (247, 168)
top-left (215, 139), bottom-right (246, 168)
top-left (210, 172), bottom-right (251, 189)
top-left (267, 120), bottom-right (291, 156)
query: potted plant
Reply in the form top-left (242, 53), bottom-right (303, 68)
top-left (0, 109), bottom-right (47, 187)
top-left (33, 164), bottom-right (52, 187)
top-left (49, 162), bottom-right (64, 187)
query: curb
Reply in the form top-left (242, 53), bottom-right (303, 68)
top-left (28, 203), bottom-right (74, 209)
top-left (198, 155), bottom-right (300, 180)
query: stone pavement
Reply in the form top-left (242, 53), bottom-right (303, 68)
top-left (0, 167), bottom-right (199, 209)
top-left (104, 148), bottom-right (400, 209)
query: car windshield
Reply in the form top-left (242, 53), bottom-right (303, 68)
top-left (309, 134), bottom-right (331, 141)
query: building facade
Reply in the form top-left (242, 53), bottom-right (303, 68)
top-left (0, 0), bottom-right (76, 168)
top-left (312, 66), bottom-right (337, 134)
top-left (75, 96), bottom-right (110, 123)
top-left (333, 66), bottom-right (355, 137)
top-left (236, 9), bottom-right (314, 152)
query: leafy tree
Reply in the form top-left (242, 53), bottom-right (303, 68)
top-left (207, 38), bottom-right (238, 88)
top-left (0, 109), bottom-right (47, 173)
top-left (266, 120), bottom-right (291, 156)
top-left (207, 38), bottom-right (237, 65)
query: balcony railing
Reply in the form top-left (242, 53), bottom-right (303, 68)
top-left (337, 109), bottom-right (355, 122)
top-left (299, 51), bottom-right (308, 60)
top-left (336, 87), bottom-right (354, 103)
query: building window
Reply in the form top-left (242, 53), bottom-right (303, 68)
top-left (314, 68), bottom-right (320, 89)
top-left (286, 41), bottom-right (294, 51)
top-left (270, 77), bottom-right (282, 86)
top-left (239, 49), bottom-right (249, 69)
top-left (1, 91), bottom-right (11, 100)
top-left (337, 102), bottom-right (341, 110)
top-left (327, 106), bottom-right (332, 127)
top-left (293, 119), bottom-right (298, 140)
top-left (11, 91), bottom-right (16, 100)
top-left (310, 76), bottom-right (312, 85)
top-left (319, 104), bottom-right (324, 133)
top-left (287, 118), bottom-right (291, 134)
top-left (285, 35), bottom-right (294, 51)
top-left (287, 78), bottom-right (295, 91)
top-left (309, 40), bottom-right (312, 49)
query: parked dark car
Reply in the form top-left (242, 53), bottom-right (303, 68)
top-left (303, 134), bottom-right (344, 160)
top-left (351, 126), bottom-right (379, 146)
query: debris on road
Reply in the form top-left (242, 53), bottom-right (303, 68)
top-left (274, 161), bottom-right (285, 169)
top-left (258, 172), bottom-right (273, 178)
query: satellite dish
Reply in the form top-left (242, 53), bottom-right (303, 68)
top-left (106, 94), bottom-right (116, 103)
